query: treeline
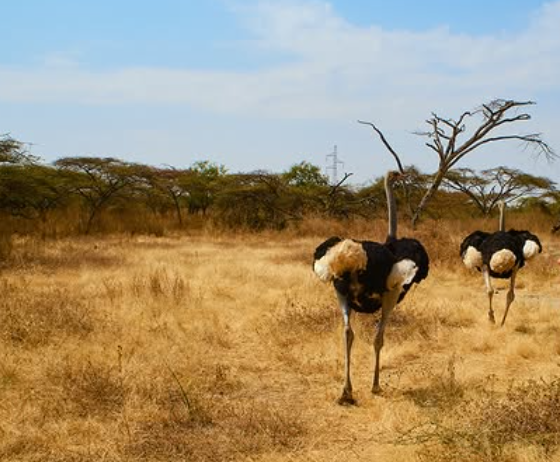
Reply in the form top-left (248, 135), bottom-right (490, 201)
top-left (0, 135), bottom-right (558, 237)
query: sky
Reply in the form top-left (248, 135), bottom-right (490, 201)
top-left (1, 0), bottom-right (560, 185)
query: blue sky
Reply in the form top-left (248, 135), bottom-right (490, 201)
top-left (1, 0), bottom-right (559, 185)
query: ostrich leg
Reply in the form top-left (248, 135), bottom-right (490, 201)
top-left (482, 266), bottom-right (495, 323)
top-left (501, 267), bottom-right (518, 326)
top-left (372, 289), bottom-right (400, 394)
top-left (337, 292), bottom-right (355, 405)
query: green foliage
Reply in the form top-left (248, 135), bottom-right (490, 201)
top-left (190, 160), bottom-right (227, 178)
top-left (282, 161), bottom-right (328, 188)
top-left (215, 172), bottom-right (293, 230)
top-left (0, 164), bottom-right (74, 219)
top-left (0, 133), bottom-right (558, 235)
top-left (0, 135), bottom-right (37, 164)
top-left (54, 157), bottom-right (142, 233)
top-left (183, 161), bottom-right (227, 215)
top-left (444, 166), bottom-right (555, 215)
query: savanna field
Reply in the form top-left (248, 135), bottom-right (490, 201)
top-left (1, 214), bottom-right (560, 462)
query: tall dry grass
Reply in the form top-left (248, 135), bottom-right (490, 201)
top-left (0, 218), bottom-right (559, 461)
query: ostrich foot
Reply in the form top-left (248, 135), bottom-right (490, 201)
top-left (337, 389), bottom-right (356, 405)
top-left (488, 312), bottom-right (496, 324)
top-left (372, 385), bottom-right (383, 395)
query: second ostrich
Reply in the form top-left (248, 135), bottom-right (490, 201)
top-left (313, 171), bottom-right (429, 404)
top-left (460, 201), bottom-right (542, 325)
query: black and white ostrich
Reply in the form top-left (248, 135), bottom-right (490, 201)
top-left (313, 171), bottom-right (429, 404)
top-left (460, 201), bottom-right (542, 326)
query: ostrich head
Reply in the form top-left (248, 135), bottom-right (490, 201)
top-left (385, 170), bottom-right (406, 186)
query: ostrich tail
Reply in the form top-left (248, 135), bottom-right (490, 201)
top-left (313, 239), bottom-right (367, 282)
top-left (489, 249), bottom-right (517, 273)
top-left (462, 246), bottom-right (483, 271)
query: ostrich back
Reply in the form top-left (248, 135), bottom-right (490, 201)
top-left (460, 230), bottom-right (491, 258)
top-left (507, 229), bottom-right (542, 259)
top-left (480, 231), bottom-right (524, 278)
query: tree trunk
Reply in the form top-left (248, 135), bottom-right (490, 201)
top-left (171, 195), bottom-right (183, 226)
top-left (85, 206), bottom-right (99, 234)
top-left (411, 170), bottom-right (445, 228)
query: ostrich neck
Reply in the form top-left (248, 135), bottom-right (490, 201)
top-left (498, 202), bottom-right (505, 231)
top-left (385, 174), bottom-right (397, 240)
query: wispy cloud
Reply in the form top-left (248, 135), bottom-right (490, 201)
top-left (1, 0), bottom-right (559, 123)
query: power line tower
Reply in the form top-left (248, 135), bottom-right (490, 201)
top-left (326, 145), bottom-right (344, 185)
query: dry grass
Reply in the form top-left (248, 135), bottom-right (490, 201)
top-left (395, 378), bottom-right (560, 461)
top-left (0, 220), bottom-right (559, 461)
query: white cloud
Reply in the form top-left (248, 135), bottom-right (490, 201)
top-left (0, 0), bottom-right (559, 126)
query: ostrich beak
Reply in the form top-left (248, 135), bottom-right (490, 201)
top-left (385, 169), bottom-right (408, 185)
top-left (391, 170), bottom-right (408, 183)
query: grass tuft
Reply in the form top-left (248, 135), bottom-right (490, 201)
top-left (396, 378), bottom-right (560, 461)
top-left (403, 355), bottom-right (464, 409)
top-left (0, 283), bottom-right (95, 347)
top-left (47, 355), bottom-right (126, 418)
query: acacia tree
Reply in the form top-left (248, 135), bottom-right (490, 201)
top-left (359, 99), bottom-right (555, 227)
top-left (0, 134), bottom-right (35, 164)
top-left (134, 166), bottom-right (190, 226)
top-left (181, 161), bottom-right (226, 215)
top-left (215, 171), bottom-right (285, 229)
top-left (283, 161), bottom-right (328, 188)
top-left (55, 157), bottom-right (140, 233)
top-left (444, 166), bottom-right (554, 215)
top-left (0, 164), bottom-right (75, 221)
top-left (282, 161), bottom-right (329, 215)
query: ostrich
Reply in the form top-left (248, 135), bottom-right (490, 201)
top-left (460, 201), bottom-right (542, 325)
top-left (313, 171), bottom-right (429, 404)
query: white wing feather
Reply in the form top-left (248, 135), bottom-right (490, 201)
top-left (523, 240), bottom-right (540, 260)
top-left (387, 259), bottom-right (418, 291)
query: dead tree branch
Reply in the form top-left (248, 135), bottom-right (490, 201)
top-left (361, 99), bottom-right (556, 227)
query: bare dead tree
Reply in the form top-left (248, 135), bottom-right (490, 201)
top-left (326, 172), bottom-right (353, 217)
top-left (359, 99), bottom-right (556, 227)
top-left (329, 172), bottom-right (353, 196)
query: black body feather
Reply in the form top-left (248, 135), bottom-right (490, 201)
top-left (386, 237), bottom-right (430, 301)
top-left (313, 236), bottom-right (342, 261)
top-left (334, 240), bottom-right (395, 313)
top-left (314, 236), bottom-right (429, 313)
top-left (479, 231), bottom-right (524, 278)
top-left (459, 230), bottom-right (490, 261)
top-left (507, 229), bottom-right (543, 253)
